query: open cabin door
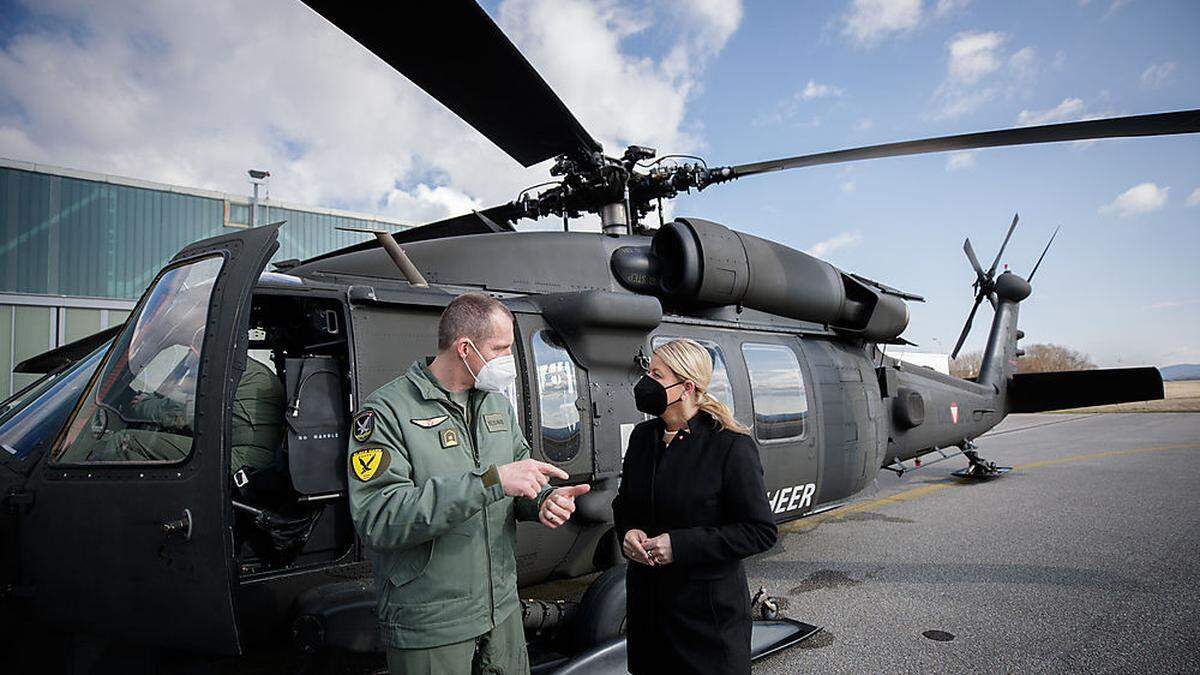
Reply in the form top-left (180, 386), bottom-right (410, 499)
top-left (19, 224), bottom-right (281, 655)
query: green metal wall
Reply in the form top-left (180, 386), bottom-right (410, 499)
top-left (0, 166), bottom-right (379, 300)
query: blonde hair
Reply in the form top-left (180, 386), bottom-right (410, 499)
top-left (653, 339), bottom-right (750, 435)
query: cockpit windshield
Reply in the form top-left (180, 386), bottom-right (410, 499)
top-left (53, 256), bottom-right (224, 465)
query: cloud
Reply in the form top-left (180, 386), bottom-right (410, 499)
top-left (0, 0), bottom-right (742, 226)
top-left (1141, 62), bottom-right (1177, 88)
top-left (855, 118), bottom-right (874, 131)
top-left (755, 79), bottom-right (843, 126)
top-left (1017, 97), bottom-right (1086, 125)
top-left (1186, 188), bottom-right (1200, 207)
top-left (935, 0), bottom-right (971, 17)
top-left (1102, 0), bottom-right (1129, 19)
top-left (946, 31), bottom-right (1006, 84)
top-left (931, 32), bottom-right (1038, 119)
top-left (840, 0), bottom-right (922, 46)
top-left (1098, 183), bottom-right (1170, 217)
top-left (841, 180), bottom-right (857, 193)
top-left (946, 151), bottom-right (976, 170)
top-left (801, 80), bottom-right (843, 100)
top-left (806, 231), bottom-right (862, 258)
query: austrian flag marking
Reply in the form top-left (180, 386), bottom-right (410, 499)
top-left (950, 401), bottom-right (959, 424)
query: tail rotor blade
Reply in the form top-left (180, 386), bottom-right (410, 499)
top-left (951, 294), bottom-right (985, 360)
top-left (1028, 225), bottom-right (1060, 282)
top-left (987, 213), bottom-right (1019, 276)
top-left (963, 238), bottom-right (984, 279)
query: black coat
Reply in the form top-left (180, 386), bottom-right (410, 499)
top-left (612, 412), bottom-right (778, 675)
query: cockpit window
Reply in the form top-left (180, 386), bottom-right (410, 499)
top-left (52, 256), bottom-right (224, 465)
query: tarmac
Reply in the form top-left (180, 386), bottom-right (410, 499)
top-left (748, 412), bottom-right (1200, 674)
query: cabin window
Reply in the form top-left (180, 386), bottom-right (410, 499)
top-left (651, 336), bottom-right (735, 413)
top-left (532, 330), bottom-right (580, 463)
top-left (741, 342), bottom-right (808, 441)
top-left (51, 256), bottom-right (224, 465)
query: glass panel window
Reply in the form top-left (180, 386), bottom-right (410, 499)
top-left (651, 336), bottom-right (735, 413)
top-left (52, 256), bottom-right (224, 465)
top-left (742, 343), bottom-right (808, 441)
top-left (532, 330), bottom-right (580, 463)
top-left (226, 202), bottom-right (250, 228)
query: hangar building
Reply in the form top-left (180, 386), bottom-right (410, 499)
top-left (0, 157), bottom-right (402, 398)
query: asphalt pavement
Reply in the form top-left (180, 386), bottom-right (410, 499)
top-left (748, 412), bottom-right (1200, 674)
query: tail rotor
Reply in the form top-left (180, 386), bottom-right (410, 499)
top-left (951, 213), bottom-right (1019, 359)
top-left (1027, 225), bottom-right (1060, 283)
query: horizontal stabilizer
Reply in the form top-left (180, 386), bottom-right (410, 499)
top-left (14, 325), bottom-right (121, 374)
top-left (1007, 367), bottom-right (1164, 413)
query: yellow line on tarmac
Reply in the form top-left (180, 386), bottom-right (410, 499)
top-left (1011, 443), bottom-right (1196, 471)
top-left (779, 443), bottom-right (1198, 536)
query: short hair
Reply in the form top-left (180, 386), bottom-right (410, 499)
top-left (437, 292), bottom-right (513, 351)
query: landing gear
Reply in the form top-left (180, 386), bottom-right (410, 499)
top-left (951, 441), bottom-right (1011, 479)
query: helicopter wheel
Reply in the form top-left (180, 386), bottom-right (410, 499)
top-left (952, 448), bottom-right (1012, 479)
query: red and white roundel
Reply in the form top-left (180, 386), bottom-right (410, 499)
top-left (950, 401), bottom-right (959, 424)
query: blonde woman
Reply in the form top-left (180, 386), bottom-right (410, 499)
top-left (611, 339), bottom-right (777, 675)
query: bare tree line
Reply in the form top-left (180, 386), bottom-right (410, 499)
top-left (950, 343), bottom-right (1096, 379)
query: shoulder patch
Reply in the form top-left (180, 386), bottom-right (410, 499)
top-left (350, 447), bottom-right (389, 482)
top-left (410, 415), bottom-right (450, 429)
top-left (483, 412), bottom-right (508, 433)
top-left (352, 409), bottom-right (376, 443)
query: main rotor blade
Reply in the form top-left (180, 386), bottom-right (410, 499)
top-left (987, 213), bottom-right (1019, 277)
top-left (729, 109), bottom-right (1200, 178)
top-left (302, 1), bottom-right (601, 167)
top-left (963, 238), bottom-right (984, 279)
top-left (1028, 225), bottom-right (1060, 282)
top-left (951, 294), bottom-right (985, 360)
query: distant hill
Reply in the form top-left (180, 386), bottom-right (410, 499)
top-left (1159, 364), bottom-right (1200, 381)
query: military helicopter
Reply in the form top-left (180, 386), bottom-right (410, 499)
top-left (1, 1), bottom-right (1192, 672)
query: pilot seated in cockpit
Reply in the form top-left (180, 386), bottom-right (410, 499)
top-left (102, 352), bottom-right (285, 477)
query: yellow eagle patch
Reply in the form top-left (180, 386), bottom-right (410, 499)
top-left (350, 447), bottom-right (388, 482)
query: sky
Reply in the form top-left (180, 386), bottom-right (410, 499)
top-left (0, 0), bottom-right (1196, 367)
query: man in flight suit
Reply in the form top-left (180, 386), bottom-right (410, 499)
top-left (348, 292), bottom-right (590, 674)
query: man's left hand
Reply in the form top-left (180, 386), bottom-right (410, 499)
top-left (643, 533), bottom-right (673, 565)
top-left (538, 484), bottom-right (591, 528)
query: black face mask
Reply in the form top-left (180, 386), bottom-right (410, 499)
top-left (634, 375), bottom-right (684, 416)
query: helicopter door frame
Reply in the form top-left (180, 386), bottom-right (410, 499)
top-left (19, 223), bottom-right (281, 656)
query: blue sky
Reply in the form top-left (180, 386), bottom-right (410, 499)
top-left (0, 0), bottom-right (1196, 366)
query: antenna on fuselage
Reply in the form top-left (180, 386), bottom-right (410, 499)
top-left (336, 226), bottom-right (429, 288)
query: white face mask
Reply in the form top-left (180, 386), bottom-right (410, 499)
top-left (462, 340), bottom-right (517, 392)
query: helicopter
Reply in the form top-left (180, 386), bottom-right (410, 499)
top-left (0, 1), bottom-right (1190, 672)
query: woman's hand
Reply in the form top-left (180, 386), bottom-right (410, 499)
top-left (643, 533), bottom-right (673, 565)
top-left (623, 529), bottom-right (655, 566)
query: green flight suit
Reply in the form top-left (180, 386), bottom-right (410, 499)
top-left (101, 356), bottom-right (285, 474)
top-left (347, 359), bottom-right (549, 662)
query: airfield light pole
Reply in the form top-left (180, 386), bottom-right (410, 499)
top-left (248, 169), bottom-right (270, 228)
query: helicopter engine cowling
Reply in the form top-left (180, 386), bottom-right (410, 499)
top-left (647, 218), bottom-right (910, 341)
